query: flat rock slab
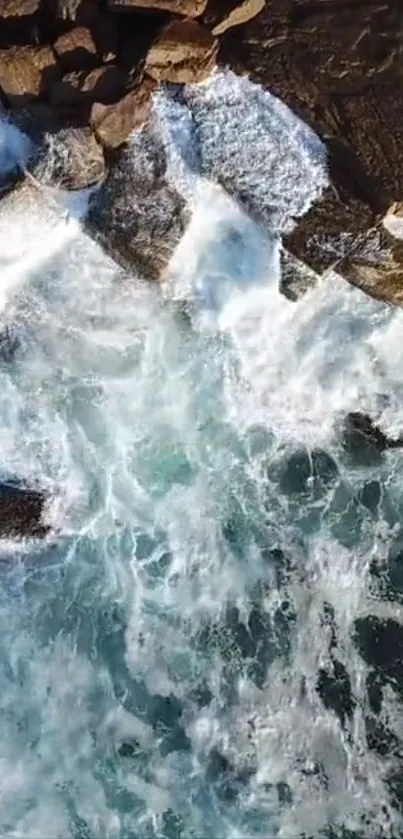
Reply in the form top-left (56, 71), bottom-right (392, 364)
top-left (85, 121), bottom-right (189, 279)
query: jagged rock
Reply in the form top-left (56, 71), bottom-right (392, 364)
top-left (145, 19), bottom-right (218, 84)
top-left (85, 123), bottom-right (189, 278)
top-left (0, 0), bottom-right (40, 15)
top-left (50, 64), bottom-right (125, 108)
top-left (53, 27), bottom-right (98, 72)
top-left (336, 224), bottom-right (403, 306)
top-left (107, 0), bottom-right (208, 18)
top-left (0, 480), bottom-right (49, 540)
top-left (90, 75), bottom-right (155, 149)
top-left (0, 46), bottom-right (59, 105)
top-left (203, 0), bottom-right (265, 36)
top-left (31, 125), bottom-right (105, 190)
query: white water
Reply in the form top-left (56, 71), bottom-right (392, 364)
top-left (0, 71), bottom-right (403, 839)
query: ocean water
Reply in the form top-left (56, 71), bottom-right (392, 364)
top-left (0, 72), bottom-right (403, 839)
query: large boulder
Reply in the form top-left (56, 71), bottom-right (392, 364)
top-left (0, 0), bottom-right (40, 15)
top-left (90, 75), bottom-right (155, 149)
top-left (336, 222), bottom-right (403, 306)
top-left (107, 0), bottom-right (208, 17)
top-left (0, 480), bottom-right (49, 540)
top-left (53, 26), bottom-right (98, 72)
top-left (85, 122), bottom-right (189, 279)
top-left (0, 46), bottom-right (59, 106)
top-left (145, 19), bottom-right (218, 84)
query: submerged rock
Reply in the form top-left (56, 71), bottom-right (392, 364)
top-left (85, 122), bottom-right (189, 279)
top-left (354, 615), bottom-right (403, 699)
top-left (342, 412), bottom-right (403, 463)
top-left (316, 657), bottom-right (355, 728)
top-left (0, 480), bottom-right (49, 539)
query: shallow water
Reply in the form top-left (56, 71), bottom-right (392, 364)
top-left (0, 73), bottom-right (403, 839)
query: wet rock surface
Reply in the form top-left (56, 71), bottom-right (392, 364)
top-left (0, 480), bottom-right (49, 539)
top-left (145, 19), bottom-right (218, 84)
top-left (85, 123), bottom-right (189, 278)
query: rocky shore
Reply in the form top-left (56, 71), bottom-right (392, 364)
top-left (0, 0), bottom-right (402, 306)
top-left (1, 0), bottom-right (403, 540)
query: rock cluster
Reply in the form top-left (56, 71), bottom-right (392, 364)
top-left (0, 0), bottom-right (263, 163)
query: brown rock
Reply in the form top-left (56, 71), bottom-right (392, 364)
top-left (91, 75), bottom-right (155, 149)
top-left (0, 46), bottom-right (59, 105)
top-left (31, 126), bottom-right (105, 190)
top-left (146, 19), bottom-right (218, 84)
top-left (283, 138), bottom-right (379, 274)
top-left (50, 64), bottom-right (125, 107)
top-left (0, 0), bottom-right (40, 15)
top-left (53, 27), bottom-right (97, 72)
top-left (107, 0), bottom-right (208, 18)
top-left (86, 123), bottom-right (189, 279)
top-left (203, 0), bottom-right (265, 36)
top-left (336, 225), bottom-right (403, 306)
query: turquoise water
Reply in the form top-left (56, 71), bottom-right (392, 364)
top-left (1, 73), bottom-right (403, 839)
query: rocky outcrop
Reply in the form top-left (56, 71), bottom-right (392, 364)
top-left (0, 0), bottom-right (40, 15)
top-left (0, 480), bottom-right (49, 540)
top-left (220, 1), bottom-right (403, 303)
top-left (146, 19), bottom-right (218, 84)
top-left (85, 124), bottom-right (189, 278)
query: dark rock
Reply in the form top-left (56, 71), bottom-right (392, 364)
top-left (365, 716), bottom-right (400, 758)
top-left (354, 616), bottom-right (403, 699)
top-left (206, 747), bottom-right (252, 801)
top-left (279, 447), bottom-right (338, 496)
top-left (145, 19), bottom-right (218, 84)
top-left (220, 2), bottom-right (403, 293)
top-left (316, 657), bottom-right (355, 728)
top-left (342, 412), bottom-right (403, 463)
top-left (85, 122), bottom-right (189, 279)
top-left (117, 739), bottom-right (141, 757)
top-left (0, 46), bottom-right (59, 106)
top-left (53, 27), bottom-right (98, 72)
top-left (90, 75), bottom-right (155, 150)
top-left (107, 0), bottom-right (208, 17)
top-left (0, 480), bottom-right (49, 539)
top-left (0, 0), bottom-right (40, 15)
top-left (203, 0), bottom-right (265, 36)
top-left (358, 480), bottom-right (381, 513)
top-left (50, 64), bottom-right (126, 108)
